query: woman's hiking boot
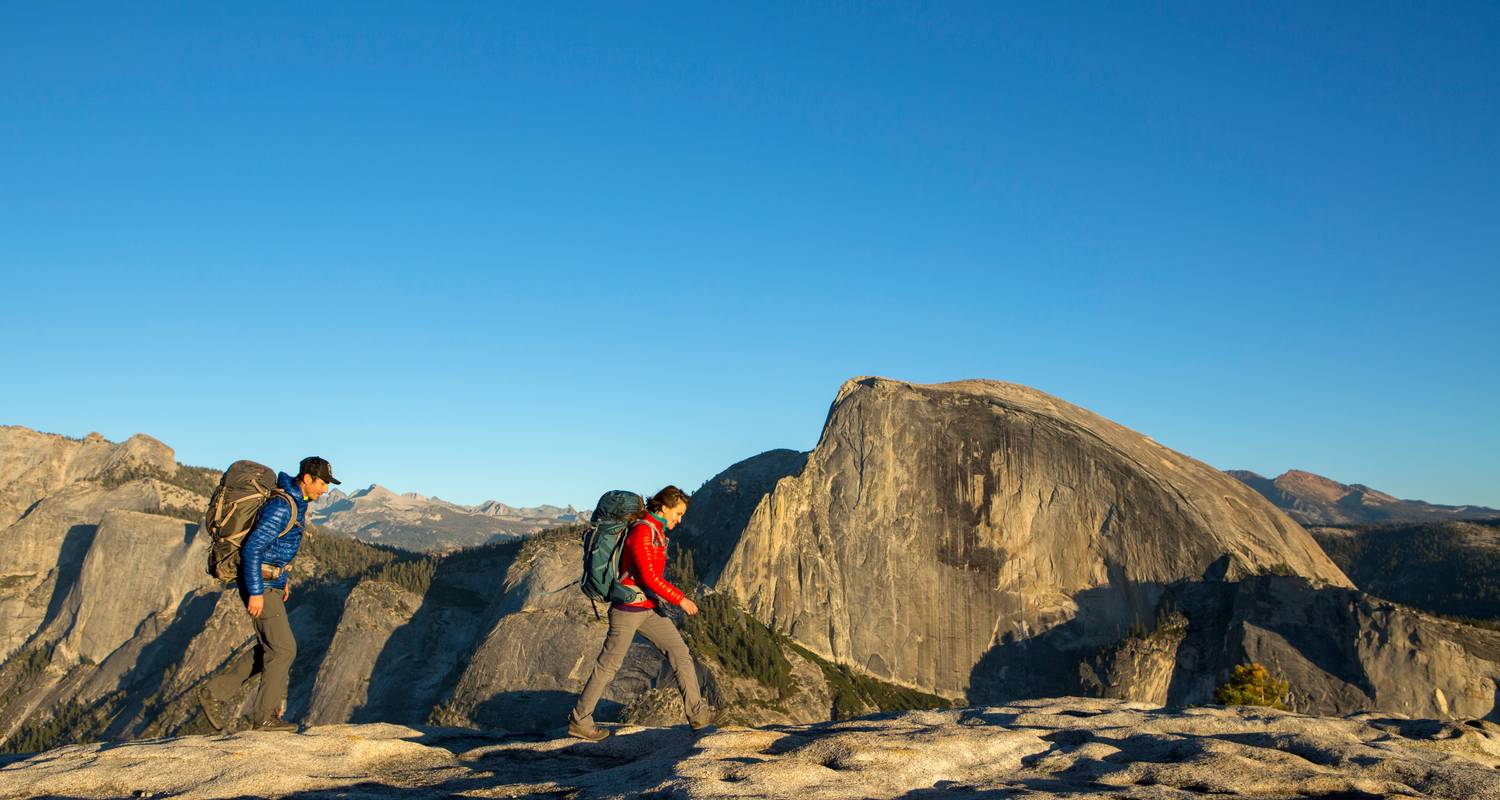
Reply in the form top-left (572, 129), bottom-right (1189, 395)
top-left (251, 716), bottom-right (299, 733)
top-left (567, 721), bottom-right (609, 742)
top-left (690, 708), bottom-right (719, 732)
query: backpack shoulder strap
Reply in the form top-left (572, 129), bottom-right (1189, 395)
top-left (267, 489), bottom-right (300, 538)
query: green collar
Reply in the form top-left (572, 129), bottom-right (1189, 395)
top-left (649, 512), bottom-right (667, 528)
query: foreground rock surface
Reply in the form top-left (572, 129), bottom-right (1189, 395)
top-left (4, 698), bottom-right (1500, 799)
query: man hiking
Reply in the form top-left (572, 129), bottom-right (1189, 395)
top-left (568, 485), bottom-right (715, 741)
top-left (198, 456), bottom-right (338, 732)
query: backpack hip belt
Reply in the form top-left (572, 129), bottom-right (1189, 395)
top-left (260, 564), bottom-right (290, 580)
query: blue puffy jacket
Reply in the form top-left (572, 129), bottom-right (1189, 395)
top-left (239, 472), bottom-right (308, 596)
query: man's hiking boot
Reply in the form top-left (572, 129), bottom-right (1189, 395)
top-left (196, 686), bottom-right (227, 733)
top-left (567, 721), bottom-right (609, 742)
top-left (251, 717), bottom-right (299, 733)
top-left (690, 709), bottom-right (719, 732)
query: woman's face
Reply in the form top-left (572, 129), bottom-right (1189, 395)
top-left (660, 501), bottom-right (688, 530)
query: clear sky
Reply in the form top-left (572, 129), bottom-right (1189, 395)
top-left (2, 2), bottom-right (1496, 509)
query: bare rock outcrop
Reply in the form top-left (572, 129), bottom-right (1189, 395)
top-left (1077, 613), bottom-right (1187, 704)
top-left (674, 448), bottom-right (808, 585)
top-left (0, 427), bottom-right (179, 528)
top-left (717, 377), bottom-right (1350, 699)
top-left (0, 428), bottom-right (200, 664)
top-left (0, 482), bottom-right (164, 664)
top-left (3, 698), bottom-right (1499, 799)
top-left (1157, 576), bottom-right (1500, 719)
top-left (304, 579), bottom-right (423, 725)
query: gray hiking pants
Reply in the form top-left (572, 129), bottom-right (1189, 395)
top-left (204, 590), bottom-right (296, 725)
top-left (571, 606), bottom-right (709, 727)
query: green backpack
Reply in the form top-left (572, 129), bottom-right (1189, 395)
top-left (580, 490), bottom-right (648, 611)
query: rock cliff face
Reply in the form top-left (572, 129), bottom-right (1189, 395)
top-left (304, 580), bottom-right (424, 725)
top-left (717, 377), bottom-right (1350, 699)
top-left (0, 428), bottom-right (206, 668)
top-left (44, 510), bottom-right (208, 666)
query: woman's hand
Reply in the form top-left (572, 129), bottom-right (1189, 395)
top-left (680, 598), bottom-right (699, 616)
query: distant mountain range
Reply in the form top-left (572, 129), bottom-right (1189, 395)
top-left (1226, 468), bottom-right (1500, 527)
top-left (310, 485), bottom-right (586, 552)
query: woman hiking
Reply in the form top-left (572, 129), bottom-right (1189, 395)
top-left (568, 486), bottom-right (715, 740)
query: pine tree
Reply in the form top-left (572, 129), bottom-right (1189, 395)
top-left (1214, 662), bottom-right (1290, 710)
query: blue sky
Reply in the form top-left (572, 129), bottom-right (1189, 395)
top-left (2, 2), bottom-right (1496, 509)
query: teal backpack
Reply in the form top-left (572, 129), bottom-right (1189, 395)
top-left (580, 490), bottom-right (648, 613)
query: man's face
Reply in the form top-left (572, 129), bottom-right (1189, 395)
top-left (661, 501), bottom-right (688, 530)
top-left (300, 475), bottom-right (330, 501)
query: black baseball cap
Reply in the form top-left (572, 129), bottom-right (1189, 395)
top-left (298, 456), bottom-right (341, 485)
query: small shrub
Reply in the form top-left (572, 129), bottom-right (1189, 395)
top-left (1214, 662), bottom-right (1290, 710)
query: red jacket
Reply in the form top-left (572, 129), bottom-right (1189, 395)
top-left (616, 513), bottom-right (685, 610)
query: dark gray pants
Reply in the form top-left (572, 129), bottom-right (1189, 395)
top-left (571, 606), bottom-right (709, 727)
top-left (204, 590), bottom-right (296, 725)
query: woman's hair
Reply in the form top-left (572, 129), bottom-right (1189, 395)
top-left (646, 485), bottom-right (691, 514)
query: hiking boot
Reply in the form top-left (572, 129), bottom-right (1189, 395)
top-left (196, 686), bottom-right (227, 733)
top-left (251, 717), bottom-right (299, 733)
top-left (567, 721), bottom-right (609, 742)
top-left (690, 709), bottom-right (719, 732)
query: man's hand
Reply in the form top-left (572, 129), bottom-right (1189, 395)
top-left (283, 581), bottom-right (291, 602)
top-left (247, 594), bottom-right (264, 618)
top-left (680, 598), bottom-right (699, 616)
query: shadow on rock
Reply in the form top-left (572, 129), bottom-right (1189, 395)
top-left (470, 689), bottom-right (621, 734)
top-left (280, 725), bottom-right (699, 800)
top-left (40, 523), bottom-right (99, 630)
top-left (103, 589), bottom-right (222, 739)
top-left (968, 579), bottom-right (1169, 704)
top-left (351, 541), bottom-right (524, 726)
